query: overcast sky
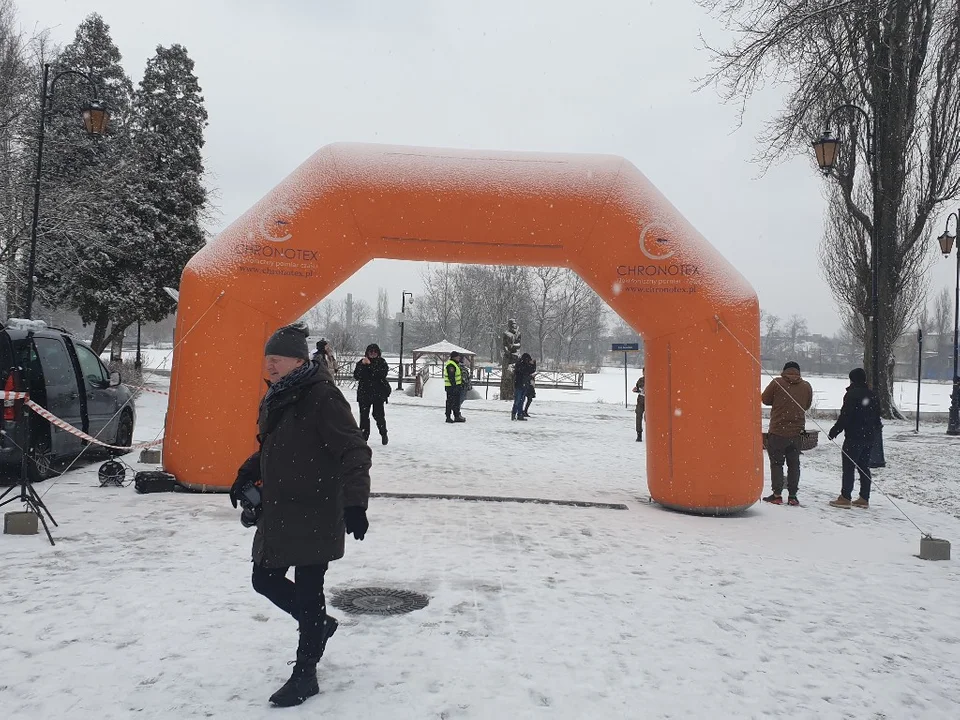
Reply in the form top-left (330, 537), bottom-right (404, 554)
top-left (20, 0), bottom-right (958, 335)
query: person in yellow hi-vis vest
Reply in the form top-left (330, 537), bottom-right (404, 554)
top-left (443, 351), bottom-right (466, 423)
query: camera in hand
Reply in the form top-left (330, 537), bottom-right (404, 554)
top-left (239, 483), bottom-right (262, 528)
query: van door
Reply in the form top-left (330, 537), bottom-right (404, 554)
top-left (70, 341), bottom-right (116, 440)
top-left (32, 336), bottom-right (84, 457)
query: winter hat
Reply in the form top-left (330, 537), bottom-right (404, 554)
top-left (265, 324), bottom-right (310, 360)
top-left (849, 367), bottom-right (867, 385)
top-left (450, 351), bottom-right (460, 359)
top-left (783, 361), bottom-right (801, 372)
top-left (366, 343), bottom-right (382, 356)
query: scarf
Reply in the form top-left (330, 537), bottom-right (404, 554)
top-left (261, 360), bottom-right (320, 412)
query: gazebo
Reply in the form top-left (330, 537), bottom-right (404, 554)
top-left (411, 340), bottom-right (476, 374)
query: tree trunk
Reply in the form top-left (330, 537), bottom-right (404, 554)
top-left (110, 327), bottom-right (125, 363)
top-left (90, 311), bottom-right (110, 354)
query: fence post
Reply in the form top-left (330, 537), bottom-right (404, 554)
top-left (916, 328), bottom-right (922, 434)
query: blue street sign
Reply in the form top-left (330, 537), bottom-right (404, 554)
top-left (612, 343), bottom-right (640, 352)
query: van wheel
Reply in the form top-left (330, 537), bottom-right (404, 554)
top-left (111, 411), bottom-right (134, 456)
top-left (27, 442), bottom-right (57, 483)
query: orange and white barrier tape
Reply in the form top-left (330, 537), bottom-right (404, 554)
top-left (24, 399), bottom-right (162, 452)
top-left (2, 391), bottom-right (29, 400)
top-left (127, 384), bottom-right (169, 396)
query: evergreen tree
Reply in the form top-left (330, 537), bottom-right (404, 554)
top-left (129, 43), bottom-right (208, 331)
top-left (33, 13), bottom-right (153, 351)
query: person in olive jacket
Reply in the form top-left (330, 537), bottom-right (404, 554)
top-left (761, 361), bottom-right (813, 506)
top-left (828, 367), bottom-right (882, 509)
top-left (632, 375), bottom-right (645, 442)
top-left (353, 343), bottom-right (391, 445)
top-left (230, 323), bottom-right (371, 708)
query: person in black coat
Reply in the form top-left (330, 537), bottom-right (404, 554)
top-left (511, 353), bottom-right (536, 421)
top-left (229, 324), bottom-right (371, 708)
top-left (353, 343), bottom-right (391, 445)
top-left (828, 367), bottom-right (882, 509)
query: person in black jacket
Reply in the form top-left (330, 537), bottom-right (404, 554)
top-left (511, 353), bottom-right (535, 421)
top-left (229, 323), bottom-right (371, 707)
top-left (828, 367), bottom-right (882, 509)
top-left (353, 343), bottom-right (390, 445)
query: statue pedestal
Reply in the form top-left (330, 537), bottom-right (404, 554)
top-left (500, 374), bottom-right (514, 401)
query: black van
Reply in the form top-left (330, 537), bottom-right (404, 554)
top-left (0, 319), bottom-right (136, 483)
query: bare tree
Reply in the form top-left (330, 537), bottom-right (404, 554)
top-left (820, 185), bottom-right (929, 389)
top-left (375, 287), bottom-right (390, 345)
top-left (701, 0), bottom-right (960, 417)
top-left (529, 266), bottom-right (563, 361)
top-left (0, 1), bottom-right (38, 315)
top-left (932, 286), bottom-right (953, 363)
top-left (785, 314), bottom-right (809, 357)
top-left (761, 311), bottom-right (781, 360)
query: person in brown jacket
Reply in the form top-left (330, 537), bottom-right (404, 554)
top-left (230, 324), bottom-right (371, 708)
top-left (761, 361), bottom-right (813, 506)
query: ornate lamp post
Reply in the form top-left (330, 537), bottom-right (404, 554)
top-left (936, 212), bottom-right (960, 435)
top-left (25, 64), bottom-right (110, 319)
top-left (396, 291), bottom-right (414, 390)
top-left (812, 103), bottom-right (885, 466)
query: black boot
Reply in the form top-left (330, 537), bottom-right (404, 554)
top-left (381, 432), bottom-right (388, 445)
top-left (269, 661), bottom-right (319, 707)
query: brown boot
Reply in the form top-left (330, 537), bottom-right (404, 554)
top-left (829, 495), bottom-right (852, 508)
top-left (851, 496), bottom-right (869, 509)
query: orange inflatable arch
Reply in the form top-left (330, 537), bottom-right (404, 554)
top-left (164, 143), bottom-right (762, 514)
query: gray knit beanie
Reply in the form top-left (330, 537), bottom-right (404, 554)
top-left (264, 323), bottom-right (310, 360)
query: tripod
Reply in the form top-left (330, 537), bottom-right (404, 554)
top-left (0, 398), bottom-right (57, 546)
top-left (0, 479), bottom-right (57, 545)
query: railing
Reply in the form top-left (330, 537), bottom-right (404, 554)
top-left (466, 366), bottom-right (584, 390)
top-left (334, 358), bottom-right (584, 391)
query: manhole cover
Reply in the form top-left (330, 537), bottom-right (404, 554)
top-left (330, 587), bottom-right (429, 615)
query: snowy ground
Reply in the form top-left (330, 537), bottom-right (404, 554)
top-left (3, 375), bottom-right (960, 719)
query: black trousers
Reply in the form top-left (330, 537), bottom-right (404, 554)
top-left (766, 433), bottom-right (801, 496)
top-left (359, 399), bottom-right (386, 439)
top-left (445, 386), bottom-right (462, 419)
top-left (841, 442), bottom-right (872, 501)
top-left (252, 562), bottom-right (330, 663)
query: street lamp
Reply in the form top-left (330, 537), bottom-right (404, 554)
top-left (25, 64), bottom-right (110, 320)
top-left (396, 291), bottom-right (414, 390)
top-left (936, 211), bottom-right (960, 435)
top-left (812, 102), bottom-right (885, 466)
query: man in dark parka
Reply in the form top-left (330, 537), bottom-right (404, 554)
top-left (230, 323), bottom-right (371, 708)
top-left (353, 343), bottom-right (390, 445)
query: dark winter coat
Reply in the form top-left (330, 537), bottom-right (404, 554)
top-left (353, 356), bottom-right (391, 404)
top-left (633, 377), bottom-right (646, 414)
top-left (514, 358), bottom-right (535, 391)
top-left (830, 382), bottom-right (882, 447)
top-left (248, 362), bottom-right (371, 569)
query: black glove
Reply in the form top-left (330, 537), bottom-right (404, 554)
top-left (344, 506), bottom-right (368, 541)
top-left (230, 452), bottom-right (261, 508)
top-left (828, 429), bottom-right (838, 441)
top-left (230, 476), bottom-right (244, 508)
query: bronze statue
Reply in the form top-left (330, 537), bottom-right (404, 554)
top-left (499, 319), bottom-right (521, 401)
